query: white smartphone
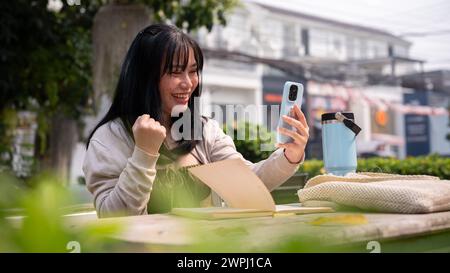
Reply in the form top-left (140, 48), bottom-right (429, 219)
top-left (277, 81), bottom-right (304, 144)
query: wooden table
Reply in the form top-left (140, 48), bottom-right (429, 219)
top-left (65, 210), bottom-right (450, 252)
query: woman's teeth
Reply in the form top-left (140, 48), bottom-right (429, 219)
top-left (172, 93), bottom-right (189, 99)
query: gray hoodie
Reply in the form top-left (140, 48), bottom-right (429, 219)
top-left (83, 117), bottom-right (302, 218)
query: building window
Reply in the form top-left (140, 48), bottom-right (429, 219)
top-left (329, 33), bottom-right (346, 60)
top-left (260, 18), bottom-right (283, 58)
top-left (222, 12), bottom-right (250, 51)
top-left (310, 28), bottom-right (346, 60)
top-left (310, 28), bottom-right (328, 58)
top-left (393, 45), bottom-right (408, 57)
top-left (283, 23), bottom-right (300, 58)
top-left (367, 40), bottom-right (388, 59)
top-left (301, 28), bottom-right (309, 56)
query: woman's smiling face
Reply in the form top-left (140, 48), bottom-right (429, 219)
top-left (159, 47), bottom-right (199, 116)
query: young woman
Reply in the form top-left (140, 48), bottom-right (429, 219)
top-left (83, 23), bottom-right (309, 218)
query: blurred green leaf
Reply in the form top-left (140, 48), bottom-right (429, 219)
top-left (0, 172), bottom-right (122, 252)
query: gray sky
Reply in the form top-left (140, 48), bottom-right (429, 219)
top-left (252, 0), bottom-right (450, 71)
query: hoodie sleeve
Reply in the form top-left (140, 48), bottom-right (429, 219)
top-left (83, 137), bottom-right (159, 218)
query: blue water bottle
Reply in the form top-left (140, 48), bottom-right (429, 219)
top-left (321, 112), bottom-right (361, 176)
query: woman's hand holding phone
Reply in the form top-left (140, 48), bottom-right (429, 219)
top-left (276, 104), bottom-right (310, 164)
top-left (276, 81), bottom-right (309, 163)
top-left (133, 114), bottom-right (167, 155)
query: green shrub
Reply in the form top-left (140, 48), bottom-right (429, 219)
top-left (224, 121), bottom-right (276, 163)
top-left (358, 154), bottom-right (450, 179)
top-left (298, 159), bottom-right (325, 178)
top-left (300, 154), bottom-right (450, 180)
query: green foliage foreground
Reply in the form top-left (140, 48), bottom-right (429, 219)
top-left (0, 171), bottom-right (346, 253)
top-left (2, 145), bottom-right (448, 252)
top-left (0, 172), bottom-right (122, 252)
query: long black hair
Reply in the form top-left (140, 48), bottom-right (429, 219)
top-left (86, 24), bottom-right (204, 157)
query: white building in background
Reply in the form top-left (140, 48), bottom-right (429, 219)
top-left (200, 59), bottom-right (264, 125)
top-left (190, 0), bottom-right (426, 159)
top-left (194, 0), bottom-right (417, 75)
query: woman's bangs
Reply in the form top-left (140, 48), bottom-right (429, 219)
top-left (163, 36), bottom-right (191, 74)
